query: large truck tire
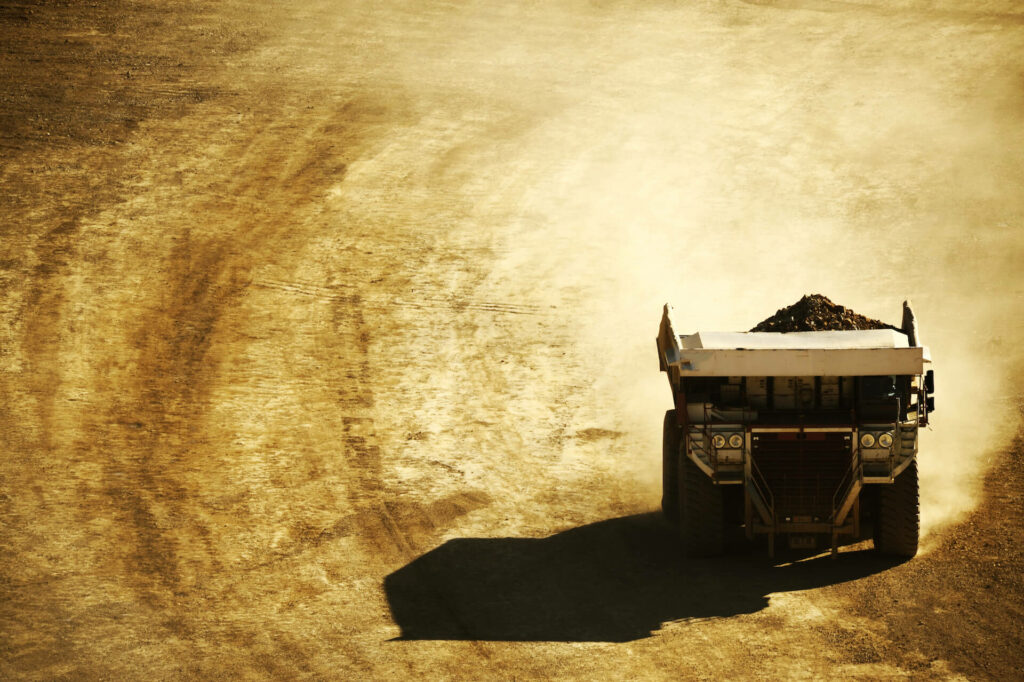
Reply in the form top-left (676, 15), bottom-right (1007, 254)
top-left (661, 410), bottom-right (680, 526)
top-left (678, 439), bottom-right (725, 557)
top-left (875, 459), bottom-right (920, 557)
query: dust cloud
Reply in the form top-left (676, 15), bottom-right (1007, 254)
top-left (383, 1), bottom-right (1024, 535)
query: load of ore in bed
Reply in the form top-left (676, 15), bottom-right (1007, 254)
top-left (750, 294), bottom-right (899, 333)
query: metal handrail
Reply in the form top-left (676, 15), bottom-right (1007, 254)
top-left (689, 426), bottom-right (709, 458)
top-left (832, 449), bottom-right (862, 520)
top-left (748, 454), bottom-right (774, 520)
top-left (703, 403), bottom-right (717, 477)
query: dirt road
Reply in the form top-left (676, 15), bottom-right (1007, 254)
top-left (3, 1), bottom-right (1024, 678)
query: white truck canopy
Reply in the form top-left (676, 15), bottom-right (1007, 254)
top-left (658, 305), bottom-right (931, 377)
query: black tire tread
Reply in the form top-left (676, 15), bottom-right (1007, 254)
top-left (876, 459), bottom-right (920, 557)
top-left (678, 444), bottom-right (724, 557)
top-left (661, 410), bottom-right (680, 526)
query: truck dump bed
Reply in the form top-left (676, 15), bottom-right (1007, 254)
top-left (658, 306), bottom-right (930, 377)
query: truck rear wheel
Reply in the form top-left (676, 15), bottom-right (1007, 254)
top-left (661, 410), bottom-right (680, 526)
top-left (678, 441), bottom-right (724, 557)
top-left (875, 459), bottom-right (920, 557)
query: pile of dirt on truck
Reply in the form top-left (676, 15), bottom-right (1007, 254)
top-left (750, 294), bottom-right (898, 333)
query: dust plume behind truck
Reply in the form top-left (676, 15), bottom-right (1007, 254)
top-left (656, 297), bottom-right (935, 557)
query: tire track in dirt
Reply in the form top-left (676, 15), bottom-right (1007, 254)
top-left (46, 23), bottom-right (544, 663)
top-left (88, 98), bottom-right (388, 610)
top-left (0, 0), bottom-right (261, 440)
top-left (2, 61), bottom-right (429, 669)
top-left (1, 8), bottom-right (275, 671)
top-left (54, 82), bottom-right (513, 669)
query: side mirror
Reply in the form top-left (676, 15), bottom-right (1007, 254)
top-left (925, 370), bottom-right (935, 394)
top-left (926, 396), bottom-right (935, 413)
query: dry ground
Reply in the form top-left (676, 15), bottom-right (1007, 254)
top-left (2, 1), bottom-right (1024, 679)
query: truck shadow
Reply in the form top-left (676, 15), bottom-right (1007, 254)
top-left (384, 512), bottom-right (903, 642)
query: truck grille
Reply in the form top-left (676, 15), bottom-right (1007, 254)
top-left (751, 432), bottom-right (853, 521)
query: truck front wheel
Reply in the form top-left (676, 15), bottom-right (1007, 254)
top-left (678, 442), bottom-right (725, 557)
top-left (662, 410), bottom-right (680, 526)
top-left (875, 459), bottom-right (920, 558)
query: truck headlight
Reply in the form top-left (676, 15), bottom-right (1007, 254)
top-left (728, 434), bottom-right (744, 449)
top-left (712, 434), bottom-right (726, 449)
top-left (860, 433), bottom-right (876, 448)
top-left (878, 433), bottom-right (893, 448)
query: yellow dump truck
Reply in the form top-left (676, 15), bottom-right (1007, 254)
top-left (657, 301), bottom-right (934, 557)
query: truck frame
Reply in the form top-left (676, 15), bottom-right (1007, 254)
top-left (656, 301), bottom-right (934, 558)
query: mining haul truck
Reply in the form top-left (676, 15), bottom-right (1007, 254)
top-left (657, 301), bottom-right (934, 557)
